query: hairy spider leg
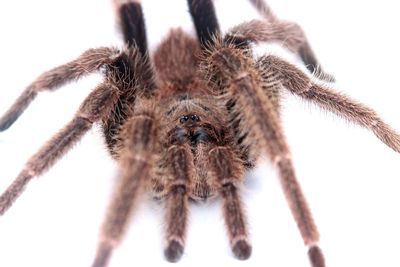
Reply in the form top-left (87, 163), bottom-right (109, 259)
top-left (93, 103), bottom-right (158, 267)
top-left (115, 0), bottom-right (148, 56)
top-left (0, 48), bottom-right (120, 131)
top-left (187, 0), bottom-right (221, 48)
top-left (248, 0), bottom-right (277, 22)
top-left (0, 83), bottom-right (120, 215)
top-left (243, 0), bottom-right (334, 81)
top-left (207, 146), bottom-right (252, 260)
top-left (204, 40), bottom-right (326, 267)
top-left (209, 34), bottom-right (400, 266)
top-left (104, 1), bottom-right (156, 156)
top-left (163, 144), bottom-right (193, 262)
top-left (259, 55), bottom-right (400, 152)
top-left (182, 0), bottom-right (254, 259)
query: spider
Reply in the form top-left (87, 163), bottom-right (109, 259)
top-left (1, 0), bottom-right (400, 266)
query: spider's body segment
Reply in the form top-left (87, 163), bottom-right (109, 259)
top-left (104, 27), bottom-right (237, 202)
top-left (1, 1), bottom-right (400, 267)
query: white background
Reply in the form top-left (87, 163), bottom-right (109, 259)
top-left (1, 0), bottom-right (400, 266)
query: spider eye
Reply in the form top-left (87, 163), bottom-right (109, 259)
top-left (179, 114), bottom-right (200, 124)
top-left (191, 115), bottom-right (200, 121)
top-left (179, 116), bottom-right (189, 123)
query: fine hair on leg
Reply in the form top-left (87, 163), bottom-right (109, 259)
top-left (0, 83), bottom-right (120, 215)
top-left (187, 0), bottom-right (221, 48)
top-left (208, 145), bottom-right (251, 260)
top-left (204, 40), bottom-right (325, 266)
top-left (114, 0), bottom-right (148, 55)
top-left (92, 99), bottom-right (158, 267)
top-left (247, 0), bottom-right (278, 21)
top-left (259, 55), bottom-right (400, 152)
top-left (0, 47), bottom-right (120, 131)
top-left (229, 3), bottom-right (334, 81)
top-left (163, 144), bottom-right (194, 262)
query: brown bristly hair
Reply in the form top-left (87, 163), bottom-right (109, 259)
top-left (0, 1), bottom-right (399, 267)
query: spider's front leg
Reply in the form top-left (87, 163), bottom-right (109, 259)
top-left (204, 42), bottom-right (324, 267)
top-left (0, 83), bottom-right (120, 214)
top-left (163, 144), bottom-right (194, 262)
top-left (206, 145), bottom-right (251, 260)
top-left (92, 98), bottom-right (158, 267)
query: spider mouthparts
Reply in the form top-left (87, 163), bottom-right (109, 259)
top-left (164, 240), bottom-right (184, 262)
top-left (232, 239), bottom-right (252, 260)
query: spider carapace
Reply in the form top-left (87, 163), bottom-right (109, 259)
top-left (1, 1), bottom-right (400, 267)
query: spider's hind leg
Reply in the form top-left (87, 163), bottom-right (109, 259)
top-left (114, 0), bottom-right (148, 55)
top-left (187, 0), bottom-right (221, 48)
top-left (229, 0), bottom-right (335, 82)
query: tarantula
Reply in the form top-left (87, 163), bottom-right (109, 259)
top-left (1, 0), bottom-right (400, 266)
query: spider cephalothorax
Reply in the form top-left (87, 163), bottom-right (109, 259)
top-left (1, 1), bottom-right (399, 267)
